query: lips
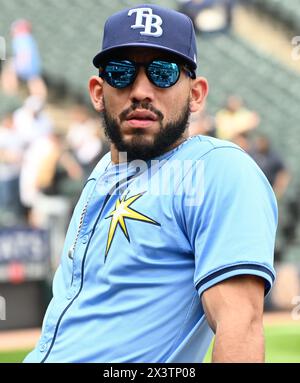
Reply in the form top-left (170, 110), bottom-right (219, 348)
top-left (125, 110), bottom-right (158, 129)
top-left (126, 110), bottom-right (158, 122)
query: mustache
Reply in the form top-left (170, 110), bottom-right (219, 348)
top-left (119, 101), bottom-right (164, 122)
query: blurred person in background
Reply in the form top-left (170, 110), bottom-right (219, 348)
top-left (215, 95), bottom-right (260, 141)
top-left (0, 112), bottom-right (23, 224)
top-left (66, 104), bottom-right (109, 179)
top-left (249, 134), bottom-right (290, 200)
top-left (231, 132), bottom-right (252, 153)
top-left (189, 108), bottom-right (216, 137)
top-left (0, 19), bottom-right (47, 99)
top-left (178, 0), bottom-right (236, 34)
top-left (20, 131), bottom-right (83, 228)
top-left (13, 95), bottom-right (53, 148)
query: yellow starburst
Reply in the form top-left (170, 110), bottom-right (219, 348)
top-left (104, 192), bottom-right (160, 260)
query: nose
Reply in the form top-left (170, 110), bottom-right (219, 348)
top-left (128, 67), bottom-right (155, 104)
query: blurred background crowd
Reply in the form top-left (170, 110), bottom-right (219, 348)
top-left (0, 0), bottom-right (300, 331)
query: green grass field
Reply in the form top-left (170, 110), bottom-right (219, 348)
top-left (203, 323), bottom-right (300, 363)
top-left (0, 323), bottom-right (299, 363)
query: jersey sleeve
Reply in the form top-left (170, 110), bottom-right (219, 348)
top-left (181, 146), bottom-right (277, 298)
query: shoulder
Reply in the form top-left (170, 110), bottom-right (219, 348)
top-left (178, 135), bottom-right (275, 199)
top-left (181, 135), bottom-right (259, 172)
top-left (182, 135), bottom-right (245, 159)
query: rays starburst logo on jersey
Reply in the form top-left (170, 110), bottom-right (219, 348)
top-left (104, 192), bottom-right (160, 260)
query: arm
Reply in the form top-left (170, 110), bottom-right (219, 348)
top-left (60, 151), bottom-right (83, 180)
top-left (202, 275), bottom-right (265, 363)
top-left (272, 169), bottom-right (290, 200)
top-left (0, 149), bottom-right (22, 164)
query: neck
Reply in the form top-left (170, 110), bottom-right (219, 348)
top-left (110, 133), bottom-right (189, 164)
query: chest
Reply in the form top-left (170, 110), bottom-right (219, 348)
top-left (67, 166), bottom-right (192, 286)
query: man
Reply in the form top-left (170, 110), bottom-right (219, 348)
top-left (1, 19), bottom-right (47, 99)
top-left (24, 4), bottom-right (277, 363)
top-left (215, 95), bottom-right (260, 141)
top-left (250, 134), bottom-right (290, 200)
top-left (0, 112), bottom-right (23, 223)
top-left (189, 104), bottom-right (216, 137)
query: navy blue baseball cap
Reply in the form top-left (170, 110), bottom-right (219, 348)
top-left (93, 4), bottom-right (197, 70)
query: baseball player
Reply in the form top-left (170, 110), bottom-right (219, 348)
top-left (24, 4), bottom-right (277, 363)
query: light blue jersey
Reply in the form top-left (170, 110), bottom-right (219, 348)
top-left (24, 135), bottom-right (277, 363)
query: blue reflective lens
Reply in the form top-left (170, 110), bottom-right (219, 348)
top-left (100, 60), bottom-right (182, 89)
top-left (103, 60), bottom-right (136, 89)
top-left (148, 61), bottom-right (180, 88)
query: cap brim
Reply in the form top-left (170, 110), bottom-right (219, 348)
top-left (93, 42), bottom-right (197, 70)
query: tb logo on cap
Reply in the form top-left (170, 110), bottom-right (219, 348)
top-left (128, 8), bottom-right (163, 37)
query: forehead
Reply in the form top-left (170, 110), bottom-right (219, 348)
top-left (107, 47), bottom-right (183, 63)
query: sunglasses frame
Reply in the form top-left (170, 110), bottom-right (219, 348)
top-left (99, 59), bottom-right (195, 89)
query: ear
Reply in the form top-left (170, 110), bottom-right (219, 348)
top-left (189, 77), bottom-right (209, 113)
top-left (88, 76), bottom-right (104, 112)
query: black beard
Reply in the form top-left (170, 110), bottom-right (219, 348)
top-left (101, 100), bottom-right (190, 161)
